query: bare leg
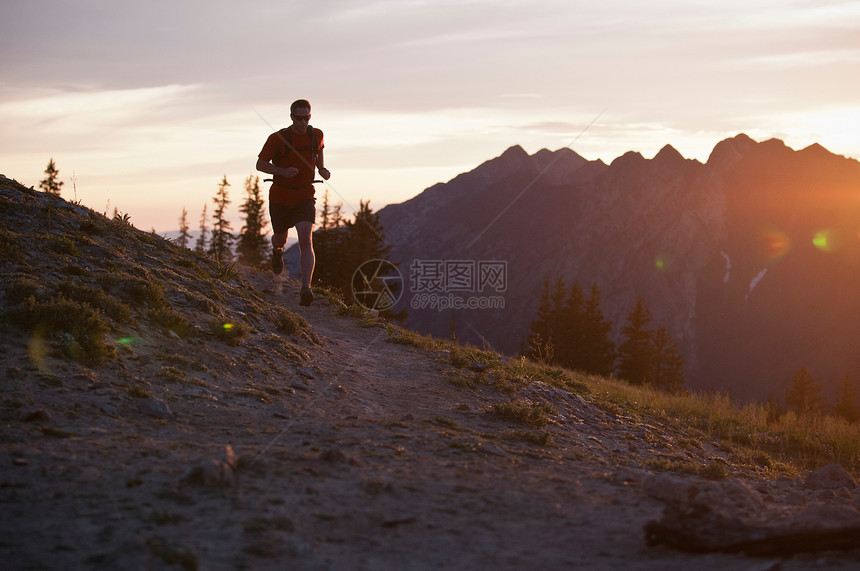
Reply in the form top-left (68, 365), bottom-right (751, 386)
top-left (295, 221), bottom-right (314, 288)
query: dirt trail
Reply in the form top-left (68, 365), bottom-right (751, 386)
top-left (1, 271), bottom-right (857, 570)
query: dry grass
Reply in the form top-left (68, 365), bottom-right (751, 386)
top-left (587, 375), bottom-right (860, 474)
top-left (488, 399), bottom-right (557, 428)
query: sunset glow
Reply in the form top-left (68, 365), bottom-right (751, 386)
top-left (2, 0), bottom-right (859, 232)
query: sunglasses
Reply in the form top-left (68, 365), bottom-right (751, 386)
top-left (291, 114), bottom-right (311, 122)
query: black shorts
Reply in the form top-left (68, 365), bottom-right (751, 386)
top-left (270, 198), bottom-right (316, 234)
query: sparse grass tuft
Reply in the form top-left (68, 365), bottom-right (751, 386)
top-left (157, 366), bottom-right (187, 383)
top-left (174, 257), bottom-right (200, 271)
top-left (271, 306), bottom-right (307, 335)
top-left (268, 338), bottom-right (309, 364)
top-left (127, 385), bottom-right (151, 399)
top-left (383, 322), bottom-right (442, 351)
top-left (312, 285), bottom-right (346, 307)
top-left (147, 306), bottom-right (195, 338)
top-left (210, 319), bottom-right (249, 346)
top-left (336, 303), bottom-right (383, 327)
top-left (647, 458), bottom-right (728, 480)
top-left (449, 345), bottom-right (497, 369)
top-left (214, 262), bottom-right (239, 282)
top-left (488, 399), bottom-right (556, 428)
top-left (0, 228), bottom-right (25, 263)
top-left (56, 279), bottom-right (133, 322)
top-left (6, 295), bottom-right (116, 366)
top-left (120, 277), bottom-right (165, 307)
top-left (447, 371), bottom-right (475, 389)
top-left (45, 234), bottom-right (79, 257)
top-left (62, 263), bottom-right (90, 277)
top-left (4, 276), bottom-right (41, 304)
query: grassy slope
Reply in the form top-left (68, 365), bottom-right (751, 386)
top-left (2, 177), bottom-right (858, 483)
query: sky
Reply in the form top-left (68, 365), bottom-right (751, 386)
top-left (2, 0), bottom-right (860, 235)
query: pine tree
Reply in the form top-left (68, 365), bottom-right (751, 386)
top-left (524, 279), bottom-right (616, 374)
top-left (177, 207), bottom-right (191, 249)
top-left (341, 200), bottom-right (392, 303)
top-left (525, 280), bottom-right (556, 363)
top-left (785, 365), bottom-right (822, 417)
top-left (39, 158), bottom-right (64, 196)
top-left (556, 281), bottom-right (585, 368)
top-left (209, 175), bottom-right (233, 264)
top-left (195, 203), bottom-right (208, 254)
top-left (651, 326), bottom-right (685, 392)
top-left (318, 188), bottom-right (343, 232)
top-left (236, 174), bottom-right (269, 268)
top-left (312, 199), bottom-right (392, 306)
top-left (312, 189), bottom-right (346, 288)
top-left (548, 277), bottom-right (567, 343)
top-left (528, 276), bottom-right (568, 365)
top-left (835, 374), bottom-right (859, 424)
top-left (617, 297), bottom-right (655, 385)
top-left (579, 284), bottom-right (616, 376)
top-left (347, 200), bottom-right (390, 261)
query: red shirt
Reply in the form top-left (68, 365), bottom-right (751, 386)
top-left (258, 126), bottom-right (324, 206)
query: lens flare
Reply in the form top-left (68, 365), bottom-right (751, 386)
top-left (223, 323), bottom-right (234, 331)
top-left (654, 254), bottom-right (672, 273)
top-left (813, 229), bottom-right (836, 252)
top-left (27, 327), bottom-right (50, 374)
top-left (762, 231), bottom-right (791, 261)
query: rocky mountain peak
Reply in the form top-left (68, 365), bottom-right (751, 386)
top-left (609, 150), bottom-right (646, 169)
top-left (706, 132), bottom-right (757, 169)
top-left (497, 144), bottom-right (530, 163)
top-left (653, 143), bottom-right (686, 164)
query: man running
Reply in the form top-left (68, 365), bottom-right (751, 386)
top-left (256, 99), bottom-right (331, 306)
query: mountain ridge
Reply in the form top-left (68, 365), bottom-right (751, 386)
top-left (377, 134), bottom-right (860, 403)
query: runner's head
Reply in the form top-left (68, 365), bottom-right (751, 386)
top-left (290, 99), bottom-right (311, 134)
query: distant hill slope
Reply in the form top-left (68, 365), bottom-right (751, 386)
top-left (377, 135), bottom-right (860, 402)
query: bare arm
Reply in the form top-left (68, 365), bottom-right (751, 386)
top-left (256, 157), bottom-right (297, 178)
top-left (316, 149), bottom-right (330, 180)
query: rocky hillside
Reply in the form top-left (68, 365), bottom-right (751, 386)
top-left (2, 177), bottom-right (860, 569)
top-left (377, 135), bottom-right (860, 402)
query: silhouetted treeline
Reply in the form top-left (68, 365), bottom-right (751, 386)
top-left (771, 366), bottom-right (859, 424)
top-left (523, 279), bottom-right (686, 392)
top-left (313, 191), bottom-right (401, 313)
top-left (180, 174), bottom-right (270, 268)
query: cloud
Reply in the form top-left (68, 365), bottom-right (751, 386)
top-left (2, 0), bottom-right (859, 233)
